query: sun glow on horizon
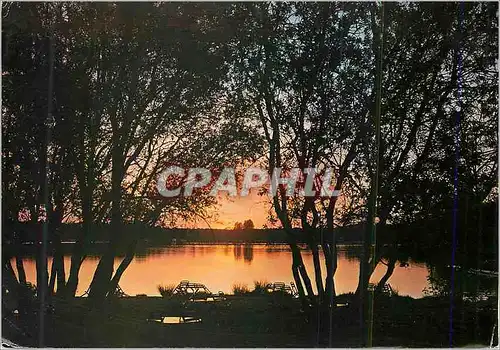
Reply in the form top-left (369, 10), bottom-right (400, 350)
top-left (179, 191), bottom-right (272, 229)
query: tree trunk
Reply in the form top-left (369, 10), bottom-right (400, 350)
top-left (106, 239), bottom-right (138, 296)
top-left (48, 243), bottom-right (66, 296)
top-left (53, 203), bottom-right (66, 295)
top-left (87, 244), bottom-right (116, 302)
top-left (11, 226), bottom-right (28, 286)
top-left (375, 256), bottom-right (396, 293)
top-left (48, 264), bottom-right (57, 295)
top-left (3, 259), bottom-right (20, 288)
top-left (65, 195), bottom-right (92, 297)
top-left (88, 143), bottom-right (123, 303)
top-left (54, 251), bottom-right (65, 295)
top-left (310, 243), bottom-right (324, 299)
top-left (323, 242), bottom-right (337, 307)
top-left (356, 221), bottom-right (389, 295)
top-left (292, 245), bottom-right (314, 296)
top-left (65, 239), bottom-right (85, 297)
top-left (47, 206), bottom-right (65, 296)
top-left (291, 264), bottom-right (306, 305)
top-left (35, 225), bottom-right (49, 302)
top-left (357, 205), bottom-right (375, 346)
top-left (16, 257), bottom-right (27, 286)
top-left (288, 245), bottom-right (315, 305)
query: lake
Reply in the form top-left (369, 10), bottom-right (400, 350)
top-left (11, 244), bottom-right (432, 298)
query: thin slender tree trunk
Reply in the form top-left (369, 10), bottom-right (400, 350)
top-left (283, 227), bottom-right (315, 306)
top-left (310, 243), bottom-right (324, 299)
top-left (53, 204), bottom-right (66, 294)
top-left (356, 220), bottom-right (389, 295)
top-left (107, 239), bottom-right (138, 296)
top-left (4, 259), bottom-right (19, 288)
top-left (14, 228), bottom-right (28, 287)
top-left (88, 144), bottom-right (123, 303)
top-left (54, 252), bottom-right (65, 295)
top-left (87, 241), bottom-right (117, 302)
top-left (11, 225), bottom-right (28, 286)
top-left (36, 225), bottom-right (49, 301)
top-left (292, 264), bottom-right (306, 304)
top-left (65, 195), bottom-right (91, 297)
top-left (16, 257), bottom-right (27, 286)
top-left (48, 264), bottom-right (57, 295)
top-left (48, 245), bottom-right (66, 296)
top-left (375, 256), bottom-right (396, 293)
top-left (323, 242), bottom-right (337, 307)
top-left (357, 203), bottom-right (375, 346)
top-left (65, 241), bottom-right (84, 297)
top-left (290, 244), bottom-right (314, 299)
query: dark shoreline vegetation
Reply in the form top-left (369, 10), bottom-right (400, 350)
top-left (3, 223), bottom-right (367, 245)
top-left (2, 1), bottom-right (498, 348)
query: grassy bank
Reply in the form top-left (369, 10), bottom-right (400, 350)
top-left (2, 293), bottom-right (496, 347)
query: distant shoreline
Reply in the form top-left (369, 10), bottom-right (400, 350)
top-left (7, 240), bottom-right (364, 247)
top-left (3, 223), bottom-right (367, 246)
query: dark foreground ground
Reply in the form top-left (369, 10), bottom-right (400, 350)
top-left (3, 293), bottom-right (497, 347)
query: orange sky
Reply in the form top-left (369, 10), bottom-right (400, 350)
top-left (183, 190), bottom-right (350, 230)
top-left (183, 190), bottom-right (349, 229)
top-left (186, 190), bottom-right (272, 229)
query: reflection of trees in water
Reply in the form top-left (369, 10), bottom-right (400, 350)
top-left (424, 264), bottom-right (498, 301)
top-left (233, 245), bottom-right (242, 260)
top-left (243, 244), bottom-right (253, 264)
top-left (204, 245), bottom-right (218, 254)
top-left (135, 247), bottom-right (165, 260)
top-left (264, 244), bottom-right (291, 253)
top-left (233, 244), bottom-right (254, 263)
top-left (338, 245), bottom-right (363, 262)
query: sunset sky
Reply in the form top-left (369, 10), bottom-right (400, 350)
top-left (186, 191), bottom-right (272, 229)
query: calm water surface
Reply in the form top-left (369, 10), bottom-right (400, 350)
top-left (14, 244), bottom-right (430, 298)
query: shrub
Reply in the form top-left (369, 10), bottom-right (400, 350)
top-left (253, 280), bottom-right (269, 294)
top-left (157, 284), bottom-right (176, 297)
top-left (232, 283), bottom-right (250, 295)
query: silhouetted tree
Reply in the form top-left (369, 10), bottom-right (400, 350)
top-left (226, 4), bottom-right (374, 321)
top-left (243, 219), bottom-right (255, 230)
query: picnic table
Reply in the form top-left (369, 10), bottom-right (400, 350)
top-left (172, 280), bottom-right (225, 301)
top-left (266, 281), bottom-right (299, 297)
